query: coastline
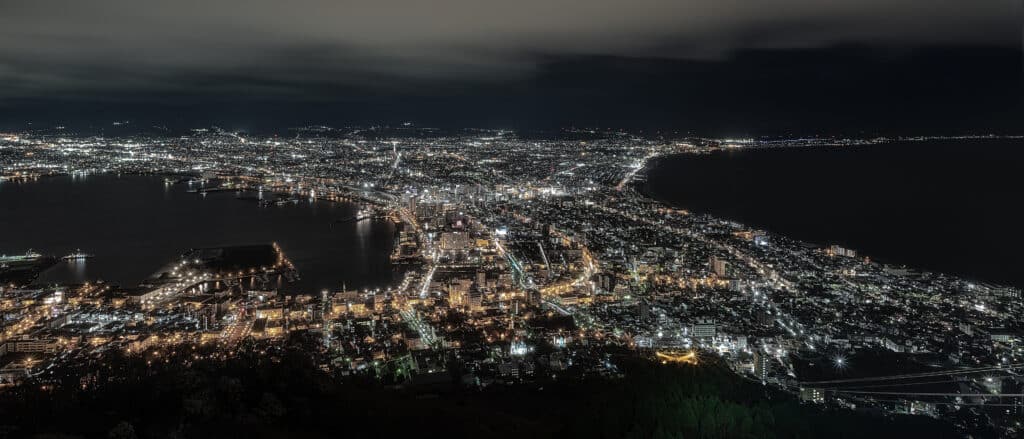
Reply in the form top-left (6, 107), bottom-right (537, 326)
top-left (635, 139), bottom-right (1024, 289)
top-left (1, 174), bottom-right (399, 293)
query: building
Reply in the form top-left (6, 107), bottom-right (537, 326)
top-left (468, 282), bottom-right (483, 311)
top-left (126, 287), bottom-right (165, 307)
top-left (692, 319), bottom-right (716, 339)
top-left (800, 387), bottom-right (825, 404)
top-left (440, 232), bottom-right (472, 252)
top-left (828, 245), bottom-right (857, 258)
top-left (753, 351), bottom-right (771, 381)
top-left (2, 337), bottom-right (59, 354)
top-left (638, 300), bottom-right (651, 322)
top-left (0, 357), bottom-right (36, 385)
top-left (448, 278), bottom-right (474, 306)
top-left (709, 256), bottom-right (728, 277)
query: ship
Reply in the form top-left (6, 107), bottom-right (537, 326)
top-left (0, 250), bottom-right (44, 263)
top-left (0, 250), bottom-right (58, 285)
top-left (62, 249), bottom-right (94, 261)
top-left (333, 208), bottom-right (374, 225)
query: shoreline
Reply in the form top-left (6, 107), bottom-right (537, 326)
top-left (2, 174), bottom-right (400, 294)
top-left (635, 139), bottom-right (1024, 290)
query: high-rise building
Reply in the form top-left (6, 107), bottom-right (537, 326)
top-left (448, 278), bottom-right (473, 306)
top-left (828, 245), bottom-right (857, 258)
top-left (753, 351), bottom-right (771, 381)
top-left (638, 300), bottom-right (651, 322)
top-left (692, 319), bottom-right (717, 338)
top-left (709, 256), bottom-right (728, 277)
top-left (468, 282), bottom-right (483, 311)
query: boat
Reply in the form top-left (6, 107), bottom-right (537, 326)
top-left (332, 207), bottom-right (375, 225)
top-left (62, 249), bottom-right (94, 261)
top-left (0, 250), bottom-right (44, 263)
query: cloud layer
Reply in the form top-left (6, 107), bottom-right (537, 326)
top-left (0, 0), bottom-right (1018, 98)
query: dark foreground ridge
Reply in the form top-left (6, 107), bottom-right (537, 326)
top-left (0, 339), bottom-right (966, 439)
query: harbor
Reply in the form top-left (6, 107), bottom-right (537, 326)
top-left (0, 251), bottom-right (57, 287)
top-left (0, 174), bottom-right (398, 293)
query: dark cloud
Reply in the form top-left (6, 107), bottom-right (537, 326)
top-left (0, 0), bottom-right (1020, 135)
top-left (3, 45), bottom-right (1019, 136)
top-left (0, 0), bottom-right (1018, 97)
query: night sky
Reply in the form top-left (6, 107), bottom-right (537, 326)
top-left (1, 0), bottom-right (1021, 134)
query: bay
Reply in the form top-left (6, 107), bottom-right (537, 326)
top-left (642, 139), bottom-right (1024, 288)
top-left (0, 175), bottom-right (397, 293)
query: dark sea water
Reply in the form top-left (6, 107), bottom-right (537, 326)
top-left (643, 139), bottom-right (1024, 288)
top-left (0, 175), bottom-right (397, 292)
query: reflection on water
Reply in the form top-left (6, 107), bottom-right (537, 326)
top-left (69, 258), bottom-right (87, 280)
top-left (0, 175), bottom-right (397, 292)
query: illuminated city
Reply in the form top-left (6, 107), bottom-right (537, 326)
top-left (1, 130), bottom-right (1022, 437)
top-left (1, 0), bottom-right (1022, 436)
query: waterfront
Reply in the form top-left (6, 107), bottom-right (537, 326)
top-left (642, 139), bottom-right (1024, 288)
top-left (3, 131), bottom-right (1022, 437)
top-left (0, 175), bottom-right (397, 292)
